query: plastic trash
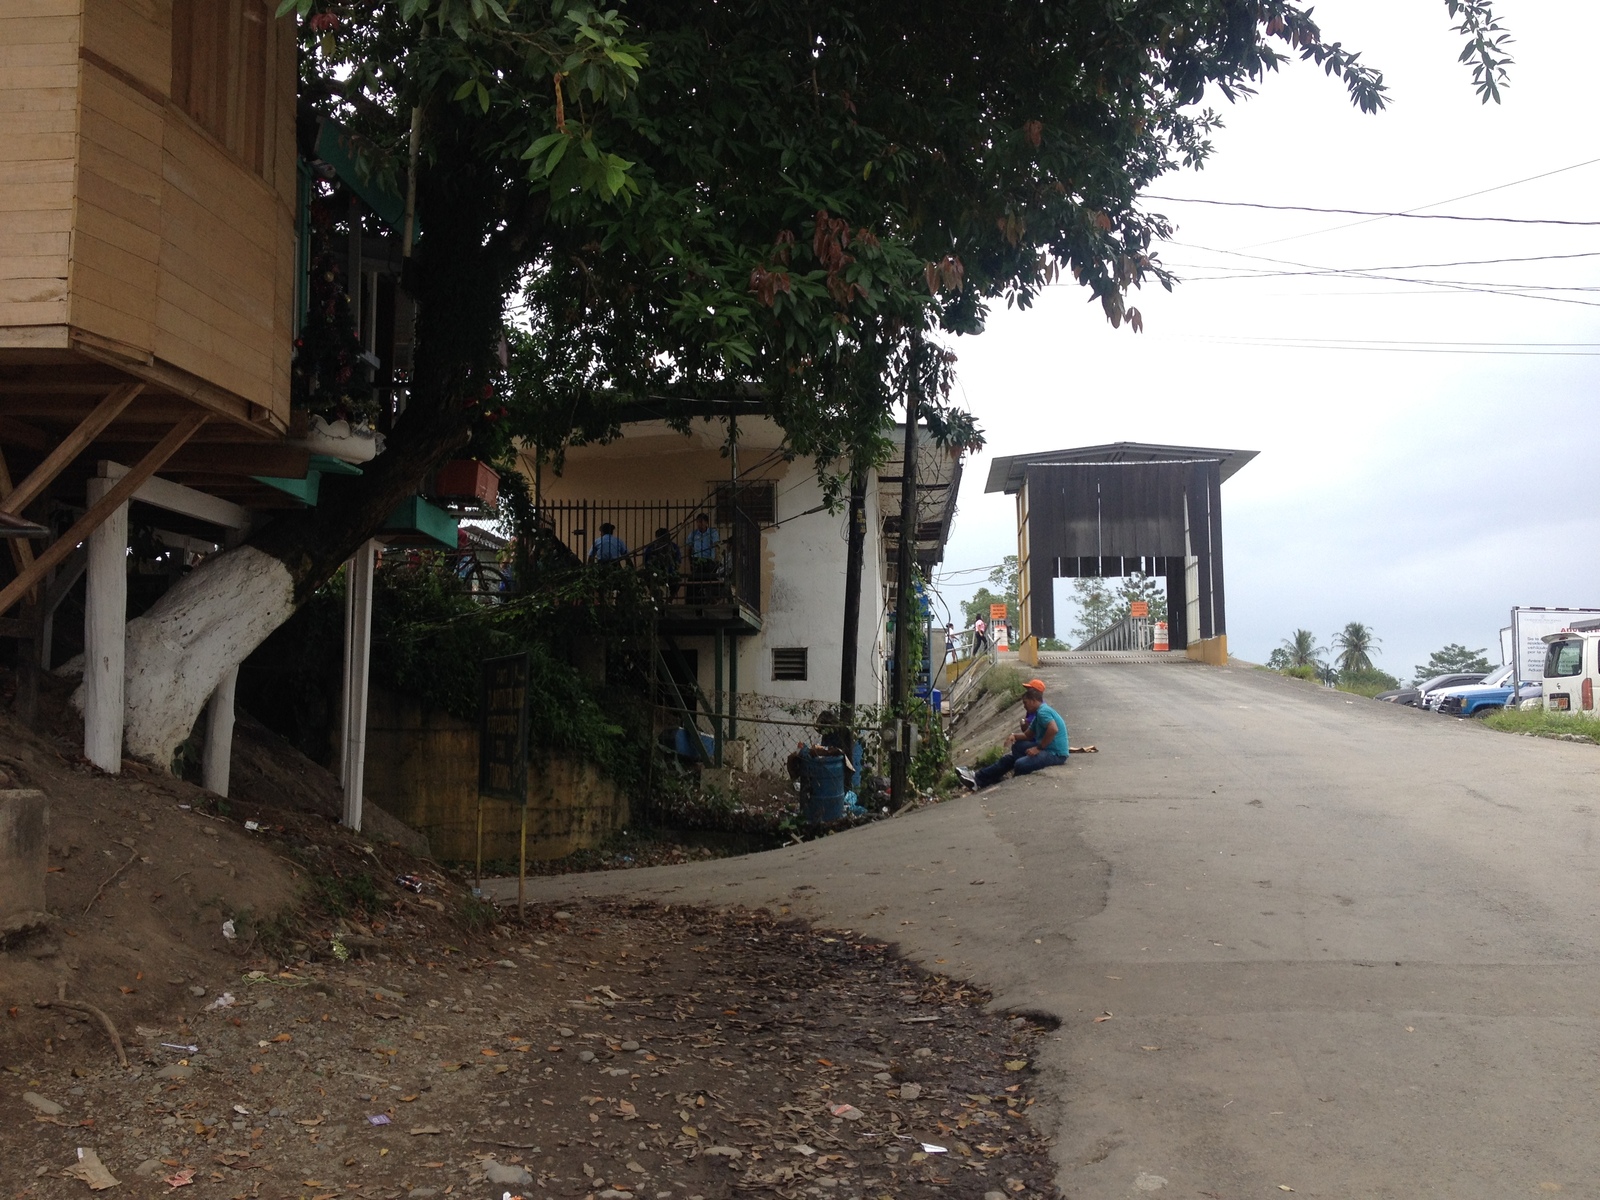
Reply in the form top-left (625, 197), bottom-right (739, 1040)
top-left (367, 1113), bottom-right (391, 1125)
top-left (395, 874), bottom-right (425, 893)
top-left (220, 920), bottom-right (236, 941)
top-left (160, 1043), bottom-right (199, 1053)
top-left (243, 821), bottom-right (261, 832)
top-left (205, 992), bottom-right (236, 1011)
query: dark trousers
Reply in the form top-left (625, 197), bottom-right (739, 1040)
top-left (975, 739), bottom-right (1067, 788)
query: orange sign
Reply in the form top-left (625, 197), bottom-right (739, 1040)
top-left (989, 603), bottom-right (1008, 622)
top-left (1129, 600), bottom-right (1149, 618)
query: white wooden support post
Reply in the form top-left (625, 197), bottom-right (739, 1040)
top-left (201, 666), bottom-right (239, 797)
top-left (340, 540), bottom-right (378, 831)
top-left (83, 477), bottom-right (129, 773)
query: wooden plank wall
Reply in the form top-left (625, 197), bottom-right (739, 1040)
top-left (65, 0), bottom-right (296, 426)
top-left (0, 0), bottom-right (82, 338)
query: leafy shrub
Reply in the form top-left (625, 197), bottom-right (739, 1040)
top-left (1337, 667), bottom-right (1400, 697)
top-left (981, 664), bottom-right (1026, 708)
top-left (1280, 664), bottom-right (1319, 682)
top-left (974, 745), bottom-right (1004, 768)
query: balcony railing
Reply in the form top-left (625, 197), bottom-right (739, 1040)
top-left (535, 500), bottom-right (761, 614)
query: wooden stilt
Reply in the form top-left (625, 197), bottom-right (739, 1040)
top-left (475, 796), bottom-right (484, 895)
top-left (0, 383), bottom-right (142, 518)
top-left (0, 412), bottom-right (206, 619)
top-left (202, 666), bottom-right (239, 797)
top-left (83, 477), bottom-right (129, 773)
top-left (518, 804), bottom-right (527, 921)
top-left (0, 446), bottom-right (38, 602)
top-left (340, 540), bottom-right (377, 831)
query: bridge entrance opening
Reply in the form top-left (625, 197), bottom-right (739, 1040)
top-left (985, 442), bottom-right (1256, 664)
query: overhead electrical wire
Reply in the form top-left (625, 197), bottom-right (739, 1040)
top-left (1162, 241), bottom-right (1600, 309)
top-left (1144, 196), bottom-right (1600, 226)
top-left (1221, 155), bottom-right (1600, 249)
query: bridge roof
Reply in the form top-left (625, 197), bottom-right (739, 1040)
top-left (984, 441), bottom-right (1258, 494)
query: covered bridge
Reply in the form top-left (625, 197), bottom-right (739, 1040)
top-left (985, 442), bottom-right (1256, 664)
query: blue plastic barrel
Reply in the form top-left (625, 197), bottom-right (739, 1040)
top-left (798, 752), bottom-right (847, 823)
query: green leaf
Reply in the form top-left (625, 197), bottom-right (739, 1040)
top-left (476, 81), bottom-right (490, 112)
top-left (452, 78), bottom-right (476, 101)
top-left (543, 136), bottom-right (569, 175)
top-left (522, 132), bottom-right (565, 160)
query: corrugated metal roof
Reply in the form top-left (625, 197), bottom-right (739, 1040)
top-left (984, 442), bottom-right (1257, 494)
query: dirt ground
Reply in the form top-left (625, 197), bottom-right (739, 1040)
top-left (0, 696), bottom-right (1062, 1200)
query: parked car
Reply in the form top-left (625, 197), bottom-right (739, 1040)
top-left (1541, 630), bottom-right (1600, 713)
top-left (1426, 664), bottom-right (1540, 716)
top-left (1375, 672), bottom-right (1487, 708)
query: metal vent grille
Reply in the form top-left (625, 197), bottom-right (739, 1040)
top-left (771, 647), bottom-right (809, 681)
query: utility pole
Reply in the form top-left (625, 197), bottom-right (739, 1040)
top-left (888, 343), bottom-right (920, 809)
top-left (838, 463), bottom-right (867, 763)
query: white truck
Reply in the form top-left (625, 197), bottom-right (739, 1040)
top-left (1541, 622), bottom-right (1600, 714)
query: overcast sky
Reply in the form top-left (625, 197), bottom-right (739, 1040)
top-left (931, 0), bottom-right (1600, 682)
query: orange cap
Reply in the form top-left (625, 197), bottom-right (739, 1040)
top-left (1025, 678), bottom-right (1046, 692)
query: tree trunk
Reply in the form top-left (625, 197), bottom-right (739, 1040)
top-left (116, 166), bottom-right (523, 766)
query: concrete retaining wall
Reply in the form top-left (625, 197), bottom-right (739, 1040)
top-left (0, 789), bottom-right (48, 937)
top-left (362, 688), bottom-right (628, 862)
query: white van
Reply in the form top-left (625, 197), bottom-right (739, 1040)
top-left (1541, 629), bottom-right (1600, 713)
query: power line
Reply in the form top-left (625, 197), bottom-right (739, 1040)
top-left (1145, 195), bottom-right (1600, 227)
top-left (1170, 266), bottom-right (1600, 294)
top-left (1165, 241), bottom-right (1600, 309)
top-left (1232, 155), bottom-right (1600, 250)
top-left (1178, 248), bottom-right (1600, 273)
top-left (1186, 336), bottom-right (1600, 358)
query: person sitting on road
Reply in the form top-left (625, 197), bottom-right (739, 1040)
top-left (957, 678), bottom-right (1068, 789)
top-left (589, 522), bottom-right (629, 564)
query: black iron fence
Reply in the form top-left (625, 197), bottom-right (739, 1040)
top-left (536, 500), bottom-right (761, 613)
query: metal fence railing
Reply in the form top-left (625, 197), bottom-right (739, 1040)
top-left (537, 500), bottom-right (761, 612)
top-left (1076, 615), bottom-right (1152, 652)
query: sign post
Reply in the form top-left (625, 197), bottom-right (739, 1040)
top-left (479, 653), bottom-right (531, 916)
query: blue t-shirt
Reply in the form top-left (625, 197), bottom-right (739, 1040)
top-left (590, 533), bottom-right (628, 563)
top-left (687, 526), bottom-right (720, 562)
top-left (1030, 703), bottom-right (1068, 755)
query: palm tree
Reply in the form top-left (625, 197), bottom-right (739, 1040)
top-left (1331, 622), bottom-right (1380, 674)
top-left (1280, 629), bottom-right (1326, 669)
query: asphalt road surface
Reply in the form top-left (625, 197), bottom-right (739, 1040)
top-left (493, 660), bottom-right (1600, 1198)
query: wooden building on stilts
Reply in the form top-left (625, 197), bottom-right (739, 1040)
top-left (0, 2), bottom-right (455, 828)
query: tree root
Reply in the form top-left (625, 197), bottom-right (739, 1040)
top-left (34, 982), bottom-right (128, 1068)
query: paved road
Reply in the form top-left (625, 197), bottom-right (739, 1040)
top-left (490, 661), bottom-right (1600, 1198)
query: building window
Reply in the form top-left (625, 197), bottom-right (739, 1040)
top-left (771, 647), bottom-right (808, 681)
top-left (713, 481), bottom-right (777, 526)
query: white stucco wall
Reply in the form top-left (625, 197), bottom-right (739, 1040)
top-left (522, 419), bottom-right (889, 717)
